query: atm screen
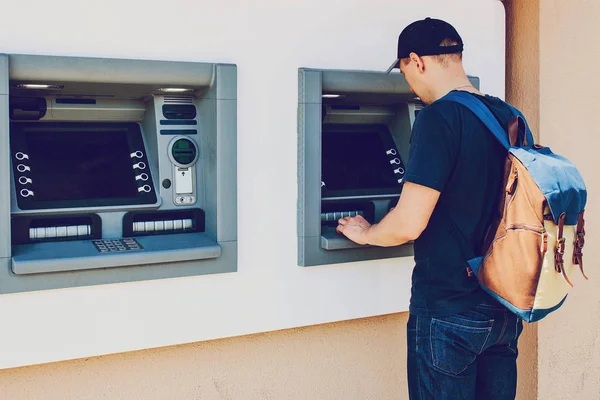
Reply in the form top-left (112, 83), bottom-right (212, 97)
top-left (321, 124), bottom-right (403, 198)
top-left (11, 122), bottom-right (157, 210)
top-left (26, 130), bottom-right (137, 201)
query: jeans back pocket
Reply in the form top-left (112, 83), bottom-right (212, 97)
top-left (430, 314), bottom-right (494, 375)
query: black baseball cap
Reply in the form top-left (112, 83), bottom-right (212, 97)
top-left (385, 17), bottom-right (464, 73)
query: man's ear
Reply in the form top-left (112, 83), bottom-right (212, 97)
top-left (409, 52), bottom-right (425, 73)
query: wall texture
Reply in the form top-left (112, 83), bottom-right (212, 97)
top-left (504, 1), bottom-right (600, 398)
top-left (0, 314), bottom-right (408, 400)
top-left (538, 0), bottom-right (600, 398)
top-left (504, 0), bottom-right (540, 138)
top-left (503, 1), bottom-right (540, 399)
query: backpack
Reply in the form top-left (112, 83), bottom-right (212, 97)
top-left (440, 91), bottom-right (588, 323)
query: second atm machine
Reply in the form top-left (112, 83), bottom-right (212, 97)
top-left (0, 54), bottom-right (237, 293)
top-left (297, 68), bottom-right (479, 267)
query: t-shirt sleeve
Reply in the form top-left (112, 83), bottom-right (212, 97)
top-left (403, 106), bottom-right (458, 192)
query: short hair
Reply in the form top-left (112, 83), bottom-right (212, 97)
top-left (432, 37), bottom-right (463, 67)
top-left (400, 37), bottom-right (463, 68)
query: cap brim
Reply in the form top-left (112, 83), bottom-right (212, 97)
top-left (385, 58), bottom-right (400, 74)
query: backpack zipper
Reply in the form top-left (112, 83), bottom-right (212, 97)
top-left (506, 224), bottom-right (545, 234)
top-left (482, 224), bottom-right (547, 261)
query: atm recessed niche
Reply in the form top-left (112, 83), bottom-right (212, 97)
top-left (297, 67), bottom-right (479, 267)
top-left (0, 53), bottom-right (238, 293)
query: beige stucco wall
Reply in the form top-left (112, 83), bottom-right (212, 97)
top-left (505, 0), bottom-right (600, 398)
top-left (537, 0), bottom-right (600, 398)
top-left (505, 0), bottom-right (540, 138)
top-left (503, 1), bottom-right (540, 399)
top-left (0, 314), bottom-right (409, 399)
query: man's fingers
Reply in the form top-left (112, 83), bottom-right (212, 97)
top-left (337, 216), bottom-right (352, 234)
top-left (338, 216), bottom-right (351, 225)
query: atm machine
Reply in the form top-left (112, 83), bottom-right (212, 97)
top-left (297, 68), bottom-right (479, 266)
top-left (0, 54), bottom-right (237, 293)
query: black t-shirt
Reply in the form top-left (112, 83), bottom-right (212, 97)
top-left (404, 91), bottom-right (513, 317)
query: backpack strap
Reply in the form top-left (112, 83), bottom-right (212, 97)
top-left (505, 103), bottom-right (535, 147)
top-left (508, 116), bottom-right (527, 147)
top-left (441, 91), bottom-right (534, 149)
top-left (573, 210), bottom-right (588, 280)
top-left (554, 212), bottom-right (574, 287)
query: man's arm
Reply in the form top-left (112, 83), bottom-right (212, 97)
top-left (336, 181), bottom-right (440, 246)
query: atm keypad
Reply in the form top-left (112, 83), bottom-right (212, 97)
top-left (92, 238), bottom-right (144, 253)
top-left (321, 210), bottom-right (364, 222)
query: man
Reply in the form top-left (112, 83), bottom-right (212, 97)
top-left (336, 18), bottom-right (524, 400)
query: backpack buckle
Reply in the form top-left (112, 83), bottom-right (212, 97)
top-left (575, 231), bottom-right (585, 249)
top-left (573, 210), bottom-right (588, 280)
top-left (554, 237), bottom-right (566, 272)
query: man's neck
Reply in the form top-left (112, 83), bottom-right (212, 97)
top-left (430, 65), bottom-right (483, 102)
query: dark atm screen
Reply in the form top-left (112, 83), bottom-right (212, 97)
top-left (321, 125), bottom-right (403, 197)
top-left (26, 130), bottom-right (137, 201)
top-left (11, 122), bottom-right (156, 210)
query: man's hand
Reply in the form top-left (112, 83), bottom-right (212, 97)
top-left (336, 215), bottom-right (371, 245)
top-left (336, 182), bottom-right (441, 247)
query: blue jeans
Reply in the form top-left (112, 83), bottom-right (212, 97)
top-left (407, 297), bottom-right (524, 399)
